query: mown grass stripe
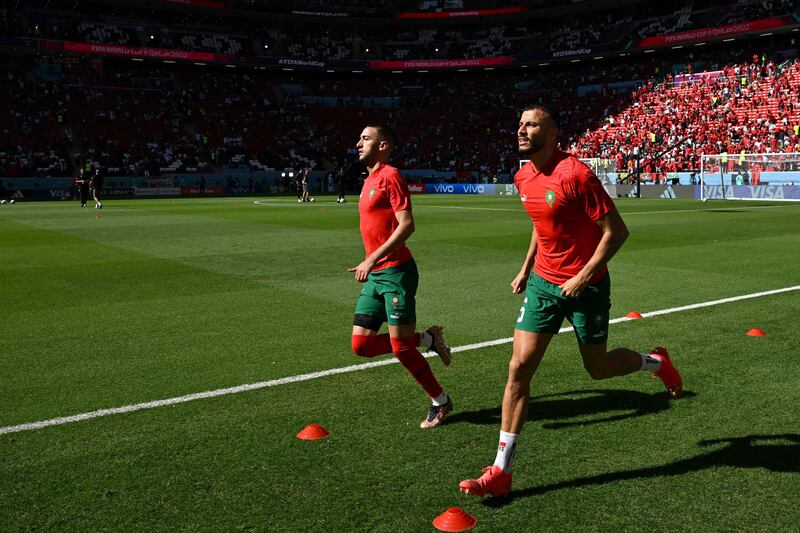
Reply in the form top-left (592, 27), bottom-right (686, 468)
top-left (2, 284), bottom-right (798, 436)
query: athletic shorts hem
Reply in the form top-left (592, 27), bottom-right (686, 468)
top-left (513, 324), bottom-right (561, 335)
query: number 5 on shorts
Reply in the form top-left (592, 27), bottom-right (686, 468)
top-left (516, 297), bottom-right (528, 323)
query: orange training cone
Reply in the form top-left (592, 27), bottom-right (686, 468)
top-left (432, 508), bottom-right (477, 532)
top-left (746, 327), bottom-right (766, 337)
top-left (626, 311), bottom-right (643, 319)
top-left (296, 424), bottom-right (329, 440)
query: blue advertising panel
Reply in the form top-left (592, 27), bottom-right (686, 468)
top-left (425, 183), bottom-right (496, 194)
top-left (700, 185), bottom-right (800, 200)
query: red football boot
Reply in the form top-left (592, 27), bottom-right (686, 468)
top-left (651, 347), bottom-right (683, 398)
top-left (458, 466), bottom-right (512, 497)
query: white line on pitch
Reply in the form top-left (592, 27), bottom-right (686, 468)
top-left (253, 199), bottom-right (797, 215)
top-left (624, 204), bottom-right (795, 215)
top-left (251, 201), bottom-right (688, 215)
top-left (416, 204), bottom-right (520, 212)
top-left (252, 200), bottom-right (336, 206)
top-left (417, 204), bottom-right (796, 215)
top-left (2, 284), bottom-right (799, 435)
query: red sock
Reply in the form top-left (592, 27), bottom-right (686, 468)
top-left (351, 334), bottom-right (392, 358)
top-left (390, 336), bottom-right (443, 399)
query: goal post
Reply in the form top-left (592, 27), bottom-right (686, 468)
top-left (579, 158), bottom-right (616, 185)
top-left (700, 153), bottom-right (800, 201)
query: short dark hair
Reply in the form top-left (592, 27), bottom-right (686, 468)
top-left (367, 124), bottom-right (398, 149)
top-left (521, 102), bottom-right (560, 129)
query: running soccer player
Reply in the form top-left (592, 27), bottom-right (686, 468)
top-left (349, 124), bottom-right (453, 429)
top-left (459, 103), bottom-right (683, 497)
top-left (91, 168), bottom-right (104, 209)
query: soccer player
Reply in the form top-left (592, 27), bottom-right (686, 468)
top-left (301, 168), bottom-right (311, 203)
top-left (76, 168), bottom-right (90, 208)
top-left (336, 169), bottom-right (347, 203)
top-left (91, 168), bottom-right (104, 209)
top-left (459, 103), bottom-right (683, 497)
top-left (295, 170), bottom-right (303, 203)
top-left (349, 124), bottom-right (453, 429)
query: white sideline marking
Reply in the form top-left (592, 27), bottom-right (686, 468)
top-left (415, 204), bottom-right (520, 212)
top-left (253, 199), bottom-right (797, 215)
top-left (417, 204), bottom-right (795, 215)
top-left (2, 285), bottom-right (799, 435)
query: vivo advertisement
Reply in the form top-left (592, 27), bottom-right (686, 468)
top-left (425, 184), bottom-right (498, 194)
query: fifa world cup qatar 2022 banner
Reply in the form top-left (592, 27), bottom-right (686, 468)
top-left (370, 56), bottom-right (513, 70)
top-left (63, 41), bottom-right (220, 62)
top-left (637, 16), bottom-right (790, 48)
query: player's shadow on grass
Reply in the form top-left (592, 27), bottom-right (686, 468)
top-left (485, 434), bottom-right (800, 506)
top-left (450, 389), bottom-right (694, 429)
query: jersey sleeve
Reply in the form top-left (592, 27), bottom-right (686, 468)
top-left (385, 170), bottom-right (411, 213)
top-left (566, 163), bottom-right (615, 221)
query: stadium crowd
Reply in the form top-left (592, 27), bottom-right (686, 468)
top-left (0, 72), bottom-right (70, 178)
top-left (2, 43), bottom-right (798, 179)
top-left (6, 0), bottom-right (797, 62)
top-left (1, 1), bottom-right (799, 179)
top-left (571, 56), bottom-right (800, 177)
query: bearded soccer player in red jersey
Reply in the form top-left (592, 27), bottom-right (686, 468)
top-left (348, 125), bottom-right (453, 429)
top-left (459, 103), bottom-right (683, 497)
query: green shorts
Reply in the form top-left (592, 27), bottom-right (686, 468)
top-left (515, 272), bottom-right (611, 345)
top-left (354, 259), bottom-right (418, 326)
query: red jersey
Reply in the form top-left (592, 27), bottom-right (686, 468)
top-left (514, 149), bottom-right (616, 285)
top-left (358, 163), bottom-right (413, 271)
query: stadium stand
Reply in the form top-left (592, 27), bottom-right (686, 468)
top-left (9, 1), bottom-right (797, 61)
top-left (0, 73), bottom-right (70, 177)
top-left (571, 58), bottom-right (800, 176)
top-left (1, 1), bottom-right (798, 182)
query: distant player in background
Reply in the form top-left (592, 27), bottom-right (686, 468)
top-left (349, 124), bottom-right (453, 429)
top-left (0, 180), bottom-right (12, 204)
top-left (91, 168), bottom-right (104, 209)
top-left (459, 103), bottom-right (683, 497)
top-left (336, 169), bottom-right (347, 203)
top-left (338, 156), bottom-right (358, 204)
top-left (301, 168), bottom-right (312, 202)
top-left (76, 168), bottom-right (90, 207)
top-left (295, 170), bottom-right (303, 202)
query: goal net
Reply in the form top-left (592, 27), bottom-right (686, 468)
top-left (519, 158), bottom-right (616, 185)
top-left (700, 153), bottom-right (800, 201)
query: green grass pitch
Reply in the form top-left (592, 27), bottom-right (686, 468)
top-left (1, 195), bottom-right (799, 531)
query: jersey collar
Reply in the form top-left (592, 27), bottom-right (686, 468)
top-left (529, 149), bottom-right (563, 177)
